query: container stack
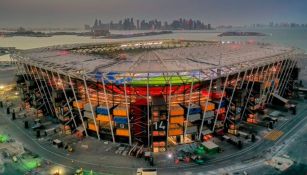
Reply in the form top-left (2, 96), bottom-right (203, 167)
top-left (113, 105), bottom-right (129, 137)
top-left (84, 103), bottom-right (98, 132)
top-left (185, 104), bottom-right (202, 140)
top-left (168, 104), bottom-right (184, 144)
top-left (228, 123), bottom-right (238, 135)
top-left (201, 101), bottom-right (215, 114)
top-left (247, 113), bottom-right (257, 124)
top-left (245, 82), bottom-right (262, 123)
top-left (61, 125), bottom-right (72, 135)
top-left (57, 106), bottom-right (71, 122)
top-left (212, 95), bottom-right (227, 134)
top-left (36, 109), bottom-right (44, 118)
top-left (225, 87), bottom-right (245, 135)
top-left (73, 100), bottom-right (85, 110)
top-left (96, 105), bottom-right (113, 133)
top-left (24, 102), bottom-right (31, 111)
top-left (151, 96), bottom-right (167, 152)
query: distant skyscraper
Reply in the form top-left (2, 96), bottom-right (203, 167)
top-left (137, 20), bottom-right (140, 30)
top-left (84, 24), bottom-right (91, 30)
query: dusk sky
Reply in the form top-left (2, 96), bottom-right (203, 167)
top-left (0, 0), bottom-right (306, 28)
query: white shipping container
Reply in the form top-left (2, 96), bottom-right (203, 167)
top-left (186, 125), bottom-right (198, 134)
top-left (204, 110), bottom-right (214, 118)
top-left (84, 111), bottom-right (95, 118)
top-left (188, 114), bottom-right (201, 121)
top-left (84, 103), bottom-right (97, 112)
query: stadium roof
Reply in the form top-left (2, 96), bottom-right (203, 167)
top-left (12, 40), bottom-right (298, 81)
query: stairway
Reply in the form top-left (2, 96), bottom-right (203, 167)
top-left (131, 98), bottom-right (148, 145)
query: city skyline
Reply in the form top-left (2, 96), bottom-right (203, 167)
top-left (89, 17), bottom-right (212, 31)
top-left (0, 0), bottom-right (306, 28)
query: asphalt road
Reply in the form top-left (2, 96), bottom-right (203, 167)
top-left (0, 103), bottom-right (306, 175)
top-left (0, 108), bottom-right (135, 175)
top-left (164, 103), bottom-right (307, 175)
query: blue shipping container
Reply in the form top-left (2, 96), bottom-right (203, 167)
top-left (220, 100), bottom-right (227, 108)
top-left (96, 107), bottom-right (109, 115)
top-left (189, 108), bottom-right (202, 115)
top-left (114, 117), bottom-right (128, 124)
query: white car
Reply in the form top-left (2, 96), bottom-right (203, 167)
top-left (137, 168), bottom-right (157, 175)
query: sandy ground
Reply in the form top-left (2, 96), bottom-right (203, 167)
top-left (0, 69), bottom-right (15, 85)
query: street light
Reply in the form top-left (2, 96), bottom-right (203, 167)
top-left (0, 85), bottom-right (4, 90)
top-left (167, 153), bottom-right (173, 159)
top-left (50, 165), bottom-right (66, 175)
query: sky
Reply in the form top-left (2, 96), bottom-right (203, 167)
top-left (0, 0), bottom-right (306, 28)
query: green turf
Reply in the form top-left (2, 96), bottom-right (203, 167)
top-left (22, 159), bottom-right (41, 170)
top-left (83, 170), bottom-right (113, 175)
top-left (0, 134), bottom-right (9, 143)
top-left (12, 157), bottom-right (42, 172)
top-left (130, 76), bottom-right (198, 86)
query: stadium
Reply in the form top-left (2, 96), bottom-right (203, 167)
top-left (11, 40), bottom-right (299, 152)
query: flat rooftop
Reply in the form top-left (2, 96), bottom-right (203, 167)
top-left (13, 40), bottom-right (296, 81)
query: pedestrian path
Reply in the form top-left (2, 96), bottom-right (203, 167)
top-left (264, 130), bottom-right (283, 141)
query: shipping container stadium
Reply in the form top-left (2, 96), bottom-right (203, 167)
top-left (11, 40), bottom-right (300, 152)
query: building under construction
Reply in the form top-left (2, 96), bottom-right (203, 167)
top-left (11, 40), bottom-right (300, 152)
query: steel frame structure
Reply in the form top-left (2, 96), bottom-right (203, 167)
top-left (11, 40), bottom-right (301, 149)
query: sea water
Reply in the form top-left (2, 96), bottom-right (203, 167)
top-left (0, 28), bottom-right (306, 51)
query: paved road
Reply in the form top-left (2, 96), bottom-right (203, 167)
top-left (0, 103), bottom-right (306, 175)
top-left (163, 103), bottom-right (307, 175)
top-left (0, 108), bottom-right (135, 175)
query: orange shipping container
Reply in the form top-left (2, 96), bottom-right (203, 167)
top-left (116, 128), bottom-right (129, 136)
top-left (169, 129), bottom-right (183, 136)
top-left (73, 101), bottom-right (84, 109)
top-left (152, 116), bottom-right (159, 122)
top-left (153, 142), bottom-right (160, 147)
top-left (153, 131), bottom-right (159, 136)
top-left (201, 102), bottom-right (215, 111)
top-left (212, 91), bottom-right (225, 99)
top-left (64, 125), bottom-right (70, 130)
top-left (229, 124), bottom-right (236, 130)
top-left (215, 107), bottom-right (226, 114)
top-left (96, 114), bottom-right (110, 122)
top-left (170, 116), bottom-right (184, 124)
top-left (247, 118), bottom-right (257, 124)
top-left (170, 106), bottom-right (184, 116)
top-left (152, 111), bottom-right (159, 117)
top-left (248, 114), bottom-right (257, 118)
top-left (153, 147), bottom-right (159, 153)
top-left (113, 108), bottom-right (128, 116)
top-left (274, 79), bottom-right (279, 86)
top-left (263, 81), bottom-right (271, 88)
top-left (88, 123), bottom-right (98, 131)
top-left (159, 131), bottom-right (166, 136)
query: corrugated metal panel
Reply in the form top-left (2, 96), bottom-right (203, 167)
top-left (186, 125), bottom-right (198, 134)
top-left (188, 114), bottom-right (201, 122)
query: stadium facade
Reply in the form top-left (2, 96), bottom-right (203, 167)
top-left (11, 40), bottom-right (300, 152)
